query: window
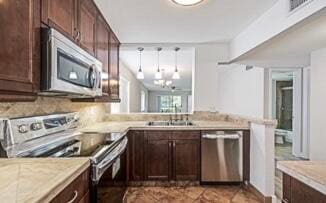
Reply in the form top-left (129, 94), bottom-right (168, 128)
top-left (158, 95), bottom-right (182, 113)
top-left (141, 90), bottom-right (146, 112)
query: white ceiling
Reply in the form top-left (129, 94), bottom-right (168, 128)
top-left (120, 47), bottom-right (194, 91)
top-left (95, 0), bottom-right (277, 43)
top-left (234, 8), bottom-right (326, 68)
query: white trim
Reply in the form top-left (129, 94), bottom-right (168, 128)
top-left (292, 69), bottom-right (303, 157)
top-left (301, 67), bottom-right (310, 159)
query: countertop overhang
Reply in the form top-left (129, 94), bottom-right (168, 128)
top-left (277, 161), bottom-right (326, 195)
top-left (0, 121), bottom-right (250, 203)
top-left (79, 121), bottom-right (250, 135)
top-left (0, 158), bottom-right (90, 203)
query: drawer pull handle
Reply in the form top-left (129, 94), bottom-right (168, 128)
top-left (67, 190), bottom-right (78, 203)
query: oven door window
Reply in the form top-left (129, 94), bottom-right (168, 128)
top-left (57, 49), bottom-right (92, 88)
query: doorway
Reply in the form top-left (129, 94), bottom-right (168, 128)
top-left (268, 68), bottom-right (309, 200)
top-left (272, 72), bottom-right (296, 161)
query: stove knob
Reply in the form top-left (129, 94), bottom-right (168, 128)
top-left (31, 123), bottom-right (42, 131)
top-left (18, 124), bottom-right (29, 134)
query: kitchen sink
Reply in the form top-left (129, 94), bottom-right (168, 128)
top-left (147, 121), bottom-right (194, 126)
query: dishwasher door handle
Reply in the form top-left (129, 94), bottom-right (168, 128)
top-left (202, 134), bottom-right (240, 140)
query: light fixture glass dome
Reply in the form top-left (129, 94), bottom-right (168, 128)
top-left (172, 0), bottom-right (204, 6)
top-left (137, 47), bottom-right (144, 80)
top-left (155, 70), bottom-right (162, 79)
top-left (172, 70), bottom-right (180, 79)
top-left (137, 70), bottom-right (144, 79)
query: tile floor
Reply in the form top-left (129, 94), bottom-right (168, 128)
top-left (123, 186), bottom-right (262, 203)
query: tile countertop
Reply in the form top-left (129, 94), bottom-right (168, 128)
top-left (79, 121), bottom-right (250, 134)
top-left (277, 161), bottom-right (326, 194)
top-left (0, 158), bottom-right (90, 203)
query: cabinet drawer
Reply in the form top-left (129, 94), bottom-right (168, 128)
top-left (171, 131), bottom-right (200, 140)
top-left (79, 191), bottom-right (90, 203)
top-left (145, 131), bottom-right (170, 140)
top-left (51, 169), bottom-right (89, 203)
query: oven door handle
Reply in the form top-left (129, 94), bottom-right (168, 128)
top-left (92, 137), bottom-right (128, 182)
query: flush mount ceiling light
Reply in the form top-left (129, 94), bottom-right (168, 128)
top-left (137, 47), bottom-right (144, 80)
top-left (172, 47), bottom-right (181, 80)
top-left (155, 47), bottom-right (163, 79)
top-left (172, 0), bottom-right (204, 6)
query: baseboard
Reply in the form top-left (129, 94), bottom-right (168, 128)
top-left (246, 183), bottom-right (273, 203)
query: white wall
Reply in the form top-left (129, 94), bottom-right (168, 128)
top-left (309, 47), bottom-right (326, 160)
top-left (119, 62), bottom-right (149, 113)
top-left (250, 123), bottom-right (275, 200)
top-left (230, 0), bottom-right (326, 60)
top-left (194, 43), bottom-right (229, 112)
top-left (217, 65), bottom-right (265, 118)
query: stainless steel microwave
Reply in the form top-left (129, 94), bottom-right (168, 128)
top-left (41, 28), bottom-right (102, 98)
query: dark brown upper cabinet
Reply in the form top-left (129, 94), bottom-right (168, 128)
top-left (108, 33), bottom-right (120, 102)
top-left (0, 0), bottom-right (41, 101)
top-left (42, 0), bottom-right (121, 102)
top-left (78, 0), bottom-right (97, 56)
top-left (42, 0), bottom-right (97, 56)
top-left (95, 15), bottom-right (110, 99)
top-left (41, 0), bottom-right (77, 41)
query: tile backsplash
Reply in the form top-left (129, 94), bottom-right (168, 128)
top-left (0, 97), bottom-right (108, 127)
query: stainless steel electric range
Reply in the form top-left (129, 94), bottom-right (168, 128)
top-left (0, 112), bottom-right (128, 202)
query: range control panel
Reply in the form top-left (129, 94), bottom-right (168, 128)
top-left (8, 113), bottom-right (79, 146)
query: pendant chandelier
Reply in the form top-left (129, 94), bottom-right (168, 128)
top-left (136, 47), bottom-right (144, 80)
top-left (172, 47), bottom-right (181, 80)
top-left (155, 47), bottom-right (162, 79)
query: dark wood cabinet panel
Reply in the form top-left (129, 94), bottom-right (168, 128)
top-left (282, 173), bottom-right (326, 203)
top-left (243, 130), bottom-right (250, 182)
top-left (282, 173), bottom-right (291, 203)
top-left (42, 0), bottom-right (76, 40)
top-left (78, 0), bottom-right (97, 56)
top-left (0, 0), bottom-right (41, 101)
top-left (291, 177), bottom-right (325, 203)
top-left (128, 131), bottom-right (145, 181)
top-left (145, 131), bottom-right (170, 181)
top-left (108, 32), bottom-right (120, 102)
top-left (51, 168), bottom-right (90, 203)
top-left (171, 131), bottom-right (200, 140)
top-left (142, 130), bottom-right (200, 182)
top-left (147, 131), bottom-right (171, 140)
top-left (95, 15), bottom-right (110, 98)
top-left (173, 139), bottom-right (200, 180)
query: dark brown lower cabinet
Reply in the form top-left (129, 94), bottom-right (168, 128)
top-left (282, 173), bottom-right (326, 203)
top-left (173, 139), bottom-right (200, 180)
top-left (145, 137), bottom-right (171, 181)
top-left (141, 130), bottom-right (200, 181)
top-left (51, 168), bottom-right (90, 203)
top-left (128, 131), bottom-right (145, 181)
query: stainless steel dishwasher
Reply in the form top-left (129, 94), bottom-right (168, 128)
top-left (201, 131), bottom-right (243, 183)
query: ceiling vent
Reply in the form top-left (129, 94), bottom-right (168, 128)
top-left (290, 0), bottom-right (311, 12)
